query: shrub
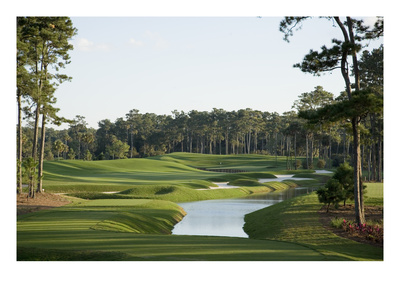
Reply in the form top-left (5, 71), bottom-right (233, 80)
top-left (341, 219), bottom-right (383, 244)
top-left (302, 160), bottom-right (313, 169)
top-left (317, 159), bottom-right (326, 169)
top-left (295, 160), bottom-right (302, 169)
top-left (317, 178), bottom-right (345, 212)
top-left (331, 162), bottom-right (367, 206)
top-left (330, 217), bottom-right (343, 228)
top-left (83, 149), bottom-right (92, 161)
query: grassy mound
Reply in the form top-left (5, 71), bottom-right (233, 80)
top-left (42, 153), bottom-right (329, 194)
top-left (91, 200), bottom-right (186, 234)
top-left (69, 184), bottom-right (276, 203)
top-left (42, 157), bottom-right (215, 192)
top-left (17, 196), bottom-right (325, 261)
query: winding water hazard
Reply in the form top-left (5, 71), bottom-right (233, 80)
top-left (172, 173), bottom-right (330, 238)
top-left (172, 186), bottom-right (315, 238)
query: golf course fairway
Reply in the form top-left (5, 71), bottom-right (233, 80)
top-left (17, 153), bottom-right (383, 261)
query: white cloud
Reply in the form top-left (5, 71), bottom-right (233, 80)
top-left (75, 38), bottom-right (94, 51)
top-left (73, 38), bottom-right (112, 52)
top-left (362, 17), bottom-right (379, 28)
top-left (144, 30), bottom-right (169, 49)
top-left (129, 38), bottom-right (144, 47)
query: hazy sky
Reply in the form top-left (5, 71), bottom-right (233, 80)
top-left (51, 16), bottom-right (383, 129)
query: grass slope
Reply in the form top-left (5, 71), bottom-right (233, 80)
top-left (243, 186), bottom-right (383, 261)
top-left (41, 153), bottom-right (318, 193)
top-left (42, 157), bottom-right (214, 191)
top-left (19, 153), bottom-right (380, 261)
top-left (17, 198), bottom-right (324, 261)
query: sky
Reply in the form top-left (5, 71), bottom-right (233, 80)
top-left (47, 16), bottom-right (383, 129)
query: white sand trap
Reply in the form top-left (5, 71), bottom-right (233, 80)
top-left (197, 182), bottom-right (240, 190)
top-left (258, 174), bottom-right (314, 183)
top-left (197, 170), bottom-right (332, 189)
top-left (314, 170), bottom-right (333, 174)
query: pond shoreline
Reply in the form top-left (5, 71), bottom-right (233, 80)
top-left (172, 186), bottom-right (315, 238)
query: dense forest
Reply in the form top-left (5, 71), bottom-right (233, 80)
top-left (19, 79), bottom-right (383, 182)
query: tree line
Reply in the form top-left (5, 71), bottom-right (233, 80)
top-left (19, 79), bottom-right (383, 181)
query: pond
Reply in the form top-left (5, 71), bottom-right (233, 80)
top-left (172, 186), bottom-right (315, 238)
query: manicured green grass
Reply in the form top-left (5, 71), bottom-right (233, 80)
top-left (364, 182), bottom-right (384, 206)
top-left (243, 192), bottom-right (383, 261)
top-left (18, 153), bottom-right (383, 261)
top-left (17, 232), bottom-right (325, 261)
top-left (17, 198), bottom-right (324, 261)
top-left (42, 157), bottom-right (216, 192)
top-left (41, 153), bottom-right (301, 192)
top-left (149, 152), bottom-right (290, 171)
top-left (66, 180), bottom-right (302, 203)
top-left (18, 198), bottom-right (186, 234)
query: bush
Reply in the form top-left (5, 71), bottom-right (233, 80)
top-left (302, 160), bottom-right (313, 169)
top-left (83, 149), bottom-right (92, 161)
top-left (341, 219), bottom-right (383, 244)
top-left (97, 152), bottom-right (105, 160)
top-left (332, 162), bottom-right (354, 206)
top-left (317, 159), bottom-right (326, 169)
top-left (317, 178), bottom-right (345, 212)
top-left (295, 160), bottom-right (302, 169)
top-left (330, 217), bottom-right (344, 228)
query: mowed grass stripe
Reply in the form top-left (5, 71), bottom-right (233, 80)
top-left (17, 197), bottom-right (324, 261)
top-left (244, 190), bottom-right (383, 261)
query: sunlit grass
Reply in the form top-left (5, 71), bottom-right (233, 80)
top-left (19, 153), bottom-right (383, 261)
top-left (243, 192), bottom-right (383, 261)
top-left (42, 153), bottom-right (294, 192)
top-left (17, 198), bottom-right (325, 261)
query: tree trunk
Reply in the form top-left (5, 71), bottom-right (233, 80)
top-left (30, 105), bottom-right (41, 198)
top-left (352, 117), bottom-right (365, 224)
top-left (294, 133), bottom-right (297, 170)
top-left (130, 131), bottom-right (133, 158)
top-left (225, 131), bottom-right (229, 155)
top-left (342, 132), bottom-right (346, 163)
top-left (310, 134), bottom-right (314, 169)
top-left (329, 128), bottom-right (332, 169)
top-left (254, 131), bottom-right (258, 153)
top-left (37, 113), bottom-right (46, 193)
top-left (367, 145), bottom-right (371, 181)
top-left (275, 132), bottom-right (278, 166)
top-left (17, 91), bottom-right (23, 194)
top-left (378, 133), bottom-right (382, 182)
top-left (247, 131), bottom-right (251, 154)
top-left (306, 134), bottom-right (309, 169)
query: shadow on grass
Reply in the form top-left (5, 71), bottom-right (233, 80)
top-left (17, 230), bottom-right (326, 261)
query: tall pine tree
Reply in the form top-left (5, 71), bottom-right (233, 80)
top-left (17, 17), bottom-right (77, 197)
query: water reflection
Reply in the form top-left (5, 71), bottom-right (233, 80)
top-left (172, 187), bottom-right (315, 238)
